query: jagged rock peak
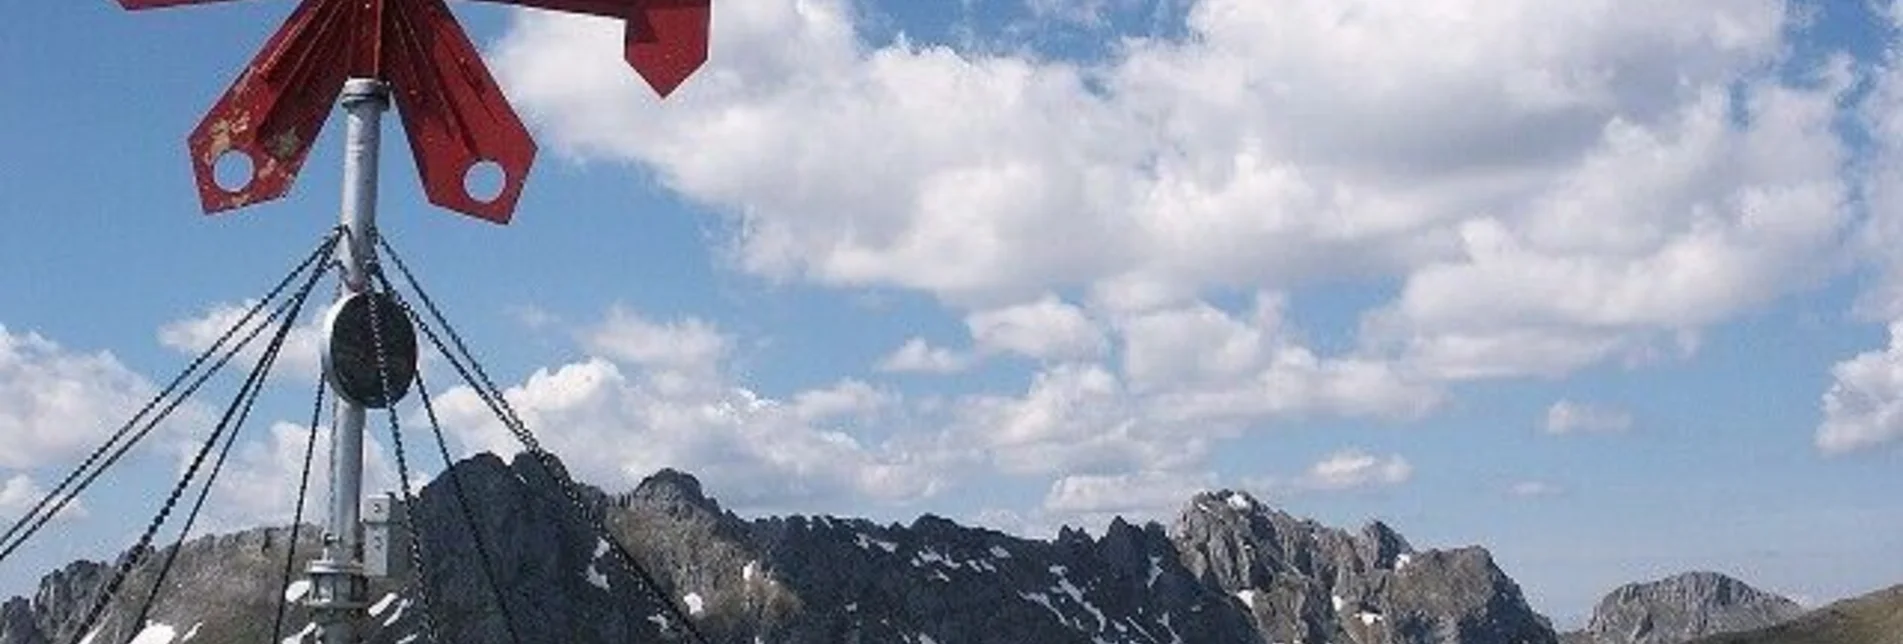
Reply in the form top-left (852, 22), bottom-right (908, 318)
top-left (1187, 488), bottom-right (1264, 514)
top-left (1358, 520), bottom-right (1414, 569)
top-left (1167, 487), bottom-right (1555, 644)
top-left (1169, 488), bottom-right (1328, 551)
top-left (1103, 515), bottom-right (1142, 542)
top-left (1056, 525), bottom-right (1092, 545)
top-left (0, 462), bottom-right (1564, 644)
top-left (1360, 520), bottom-right (1408, 549)
top-left (909, 513), bottom-right (961, 534)
top-left (1604, 572), bottom-right (1778, 606)
top-left (1575, 571), bottom-right (1804, 644)
top-left (628, 466), bottom-right (722, 515)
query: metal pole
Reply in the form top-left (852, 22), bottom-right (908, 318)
top-left (309, 77), bottom-right (388, 644)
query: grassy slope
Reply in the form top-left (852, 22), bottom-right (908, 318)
top-left (1690, 585), bottom-right (1903, 644)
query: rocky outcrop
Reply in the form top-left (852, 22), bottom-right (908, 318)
top-left (0, 453), bottom-right (1561, 644)
top-left (1568, 572), bottom-right (1805, 644)
top-left (0, 527), bottom-right (327, 644)
top-left (1173, 490), bottom-right (1556, 644)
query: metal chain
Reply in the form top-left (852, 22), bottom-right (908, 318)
top-left (413, 327), bottom-right (706, 643)
top-left (0, 230), bottom-right (341, 565)
top-left (68, 243), bottom-right (328, 644)
top-left (413, 369), bottom-right (526, 644)
top-left (272, 375), bottom-right (328, 644)
top-left (375, 237), bottom-right (538, 452)
top-left (363, 229), bottom-right (443, 644)
top-left (376, 241), bottom-right (710, 644)
top-left (128, 272), bottom-right (306, 641)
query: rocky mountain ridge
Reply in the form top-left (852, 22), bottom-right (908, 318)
top-left (3, 452), bottom-right (1562, 643)
top-left (1562, 571), bottom-right (1805, 644)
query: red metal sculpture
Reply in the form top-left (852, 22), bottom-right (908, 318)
top-left (118, 0), bottom-right (710, 224)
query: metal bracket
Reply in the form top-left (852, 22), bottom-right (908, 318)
top-left (363, 492), bottom-right (412, 579)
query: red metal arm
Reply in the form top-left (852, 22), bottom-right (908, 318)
top-left (385, 0), bottom-right (537, 224)
top-left (125, 0), bottom-right (708, 222)
top-left (186, 0), bottom-right (360, 214)
top-left (467, 0), bottom-right (709, 97)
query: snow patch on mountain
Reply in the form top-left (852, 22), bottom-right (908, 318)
top-left (283, 579), bottom-right (311, 602)
top-left (368, 592), bottom-right (400, 617)
top-left (128, 622), bottom-right (175, 644)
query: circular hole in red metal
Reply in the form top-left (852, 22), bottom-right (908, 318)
top-left (464, 161), bottom-right (506, 205)
top-left (213, 149), bottom-right (255, 193)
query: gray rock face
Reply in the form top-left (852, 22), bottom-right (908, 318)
top-left (0, 527), bottom-right (328, 644)
top-left (1173, 490), bottom-right (1556, 644)
top-left (1570, 572), bottom-right (1805, 644)
top-left (0, 456), bottom-right (1559, 644)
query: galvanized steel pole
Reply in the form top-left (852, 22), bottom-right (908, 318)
top-left (309, 77), bottom-right (388, 644)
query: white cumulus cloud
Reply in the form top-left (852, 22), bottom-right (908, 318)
top-left (0, 474), bottom-right (86, 522)
top-left (954, 363), bottom-right (1163, 475)
top-left (875, 337), bottom-right (974, 374)
top-left (1817, 321), bottom-right (1903, 454)
top-left (1043, 469), bottom-right (1213, 516)
top-left (879, 295), bottom-right (1109, 373)
top-left (1816, 5), bottom-right (1903, 456)
top-left (470, 0), bottom-right (1892, 509)
top-left (1850, 2), bottom-right (1903, 320)
top-left (1299, 450), bottom-right (1413, 491)
top-left (207, 422), bottom-right (406, 531)
top-left (487, 0), bottom-right (1846, 388)
top-left (1122, 296), bottom-right (1441, 424)
top-left (582, 306), bottom-right (729, 377)
top-left (158, 300), bottom-right (327, 382)
top-left (1031, 468), bottom-right (1217, 534)
top-left (439, 311), bottom-right (946, 515)
top-left (1544, 399), bottom-right (1634, 435)
top-left (967, 295), bottom-right (1107, 362)
top-left (0, 325), bottom-right (160, 470)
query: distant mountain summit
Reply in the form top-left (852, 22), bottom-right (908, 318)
top-left (0, 454), bottom-right (1560, 644)
top-left (1173, 490), bottom-right (1555, 644)
top-left (1564, 571), bottom-right (1805, 644)
top-left (0, 527), bottom-right (331, 644)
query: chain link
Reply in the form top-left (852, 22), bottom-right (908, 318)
top-left (67, 237), bottom-right (329, 644)
top-left (131, 272), bottom-right (304, 636)
top-left (0, 229), bottom-right (341, 566)
top-left (272, 375), bottom-right (328, 644)
top-left (378, 238), bottom-right (709, 644)
top-left (413, 369), bottom-right (526, 644)
top-left (350, 227), bottom-right (441, 644)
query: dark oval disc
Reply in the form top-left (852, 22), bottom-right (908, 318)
top-left (323, 292), bottom-right (418, 409)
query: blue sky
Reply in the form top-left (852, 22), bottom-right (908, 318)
top-left (4, 0), bottom-right (1903, 628)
